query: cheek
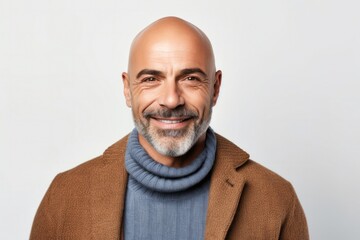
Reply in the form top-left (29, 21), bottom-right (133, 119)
top-left (183, 89), bottom-right (212, 114)
top-left (131, 88), bottom-right (158, 113)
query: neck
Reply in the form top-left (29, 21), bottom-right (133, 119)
top-left (138, 133), bottom-right (206, 168)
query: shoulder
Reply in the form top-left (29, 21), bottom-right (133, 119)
top-left (242, 159), bottom-right (292, 188)
top-left (30, 135), bottom-right (130, 238)
top-left (240, 159), bottom-right (296, 202)
top-left (215, 133), bottom-right (296, 202)
top-left (214, 134), bottom-right (308, 238)
top-left (50, 134), bottom-right (129, 192)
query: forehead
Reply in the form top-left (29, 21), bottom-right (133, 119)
top-left (130, 40), bottom-right (212, 74)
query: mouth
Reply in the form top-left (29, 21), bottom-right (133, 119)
top-left (150, 116), bottom-right (193, 129)
top-left (154, 117), bottom-right (191, 123)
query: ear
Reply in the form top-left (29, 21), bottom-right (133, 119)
top-left (122, 72), bottom-right (132, 108)
top-left (212, 70), bottom-right (222, 106)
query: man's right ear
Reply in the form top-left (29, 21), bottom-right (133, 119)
top-left (122, 72), bottom-right (132, 108)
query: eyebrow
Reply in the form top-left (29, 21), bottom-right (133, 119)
top-left (179, 68), bottom-right (207, 78)
top-left (136, 68), bottom-right (207, 79)
top-left (136, 69), bottom-right (163, 79)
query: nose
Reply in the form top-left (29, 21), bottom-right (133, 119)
top-left (158, 80), bottom-right (184, 109)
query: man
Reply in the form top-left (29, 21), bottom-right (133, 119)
top-left (30, 17), bottom-right (309, 239)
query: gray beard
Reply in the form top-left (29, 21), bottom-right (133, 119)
top-left (133, 108), bottom-right (212, 157)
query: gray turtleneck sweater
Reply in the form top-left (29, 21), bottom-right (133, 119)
top-left (124, 128), bottom-right (217, 240)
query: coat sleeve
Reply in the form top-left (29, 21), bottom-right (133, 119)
top-left (280, 185), bottom-right (309, 240)
top-left (30, 174), bottom-right (61, 240)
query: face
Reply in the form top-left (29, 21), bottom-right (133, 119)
top-left (123, 32), bottom-right (221, 157)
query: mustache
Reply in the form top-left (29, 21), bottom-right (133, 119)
top-left (143, 107), bottom-right (198, 119)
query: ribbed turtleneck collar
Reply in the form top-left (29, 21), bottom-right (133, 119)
top-left (125, 128), bottom-right (217, 193)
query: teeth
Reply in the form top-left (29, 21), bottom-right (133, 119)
top-left (159, 119), bottom-right (182, 124)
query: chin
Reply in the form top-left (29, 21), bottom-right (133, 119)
top-left (153, 134), bottom-right (196, 157)
top-left (148, 126), bottom-right (197, 157)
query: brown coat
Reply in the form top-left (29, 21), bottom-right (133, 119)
top-left (30, 134), bottom-right (309, 240)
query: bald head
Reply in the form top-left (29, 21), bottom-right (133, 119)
top-left (127, 17), bottom-right (216, 76)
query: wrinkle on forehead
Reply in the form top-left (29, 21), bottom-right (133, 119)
top-left (127, 17), bottom-right (216, 74)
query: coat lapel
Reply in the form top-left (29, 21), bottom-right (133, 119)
top-left (90, 136), bottom-right (129, 239)
top-left (204, 134), bottom-right (249, 240)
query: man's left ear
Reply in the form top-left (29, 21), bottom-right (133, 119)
top-left (212, 70), bottom-right (222, 106)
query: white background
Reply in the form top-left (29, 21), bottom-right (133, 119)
top-left (1, 0), bottom-right (359, 239)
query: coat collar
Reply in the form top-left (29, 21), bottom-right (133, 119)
top-left (204, 134), bottom-right (249, 239)
top-left (90, 132), bottom-right (249, 239)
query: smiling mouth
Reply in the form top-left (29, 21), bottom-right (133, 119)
top-left (153, 117), bottom-right (192, 124)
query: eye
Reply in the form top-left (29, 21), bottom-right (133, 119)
top-left (142, 77), bottom-right (157, 82)
top-left (186, 76), bottom-right (200, 81)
